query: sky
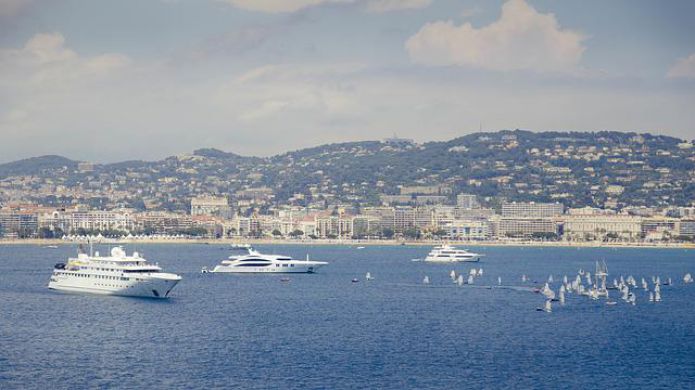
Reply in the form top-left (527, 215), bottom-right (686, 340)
top-left (0, 0), bottom-right (694, 163)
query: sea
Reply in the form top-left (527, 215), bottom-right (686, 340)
top-left (1, 244), bottom-right (694, 389)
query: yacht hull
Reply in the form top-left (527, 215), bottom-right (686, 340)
top-left (211, 263), bottom-right (325, 274)
top-left (424, 257), bottom-right (481, 263)
top-left (48, 276), bottom-right (180, 298)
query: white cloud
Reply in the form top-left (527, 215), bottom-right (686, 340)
top-left (217, 0), bottom-right (431, 13)
top-left (667, 54), bottom-right (695, 79)
top-left (405, 0), bottom-right (585, 72)
top-left (364, 0), bottom-right (431, 13)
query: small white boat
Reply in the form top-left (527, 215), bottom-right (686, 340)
top-left (423, 275), bottom-right (430, 285)
top-left (683, 273), bottom-right (693, 284)
top-left (365, 272), bottom-right (373, 281)
top-left (356, 246), bottom-right (365, 250)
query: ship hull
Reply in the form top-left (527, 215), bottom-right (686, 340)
top-left (211, 263), bottom-right (325, 274)
top-left (48, 275), bottom-right (180, 298)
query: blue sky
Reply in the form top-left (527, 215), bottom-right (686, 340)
top-left (0, 0), bottom-right (694, 162)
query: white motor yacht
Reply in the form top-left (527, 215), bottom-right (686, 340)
top-left (424, 245), bottom-right (482, 263)
top-left (48, 246), bottom-right (182, 298)
top-left (208, 247), bottom-right (327, 273)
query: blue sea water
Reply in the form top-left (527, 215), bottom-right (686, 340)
top-left (1, 244), bottom-right (694, 389)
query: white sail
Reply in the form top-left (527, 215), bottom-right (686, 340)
top-left (563, 275), bottom-right (569, 285)
top-left (655, 290), bottom-right (661, 302)
top-left (559, 289), bottom-right (565, 304)
top-left (457, 274), bottom-right (464, 286)
top-left (497, 276), bottom-right (502, 286)
top-left (684, 273), bottom-right (693, 284)
top-left (423, 275), bottom-right (430, 285)
top-left (544, 300), bottom-right (552, 312)
top-left (548, 275), bottom-right (554, 283)
top-left (522, 274), bottom-right (528, 282)
top-left (450, 270), bottom-right (456, 280)
top-left (467, 275), bottom-right (474, 285)
top-left (477, 268), bottom-right (484, 277)
top-left (366, 272), bottom-right (373, 281)
top-left (649, 291), bottom-right (654, 302)
top-left (469, 268), bottom-right (477, 276)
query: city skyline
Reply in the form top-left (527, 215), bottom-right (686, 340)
top-left (1, 0), bottom-right (694, 163)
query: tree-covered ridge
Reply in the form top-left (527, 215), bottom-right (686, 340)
top-left (0, 130), bottom-right (693, 210)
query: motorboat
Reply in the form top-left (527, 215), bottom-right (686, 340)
top-left (424, 245), bottom-right (482, 263)
top-left (207, 247), bottom-right (327, 273)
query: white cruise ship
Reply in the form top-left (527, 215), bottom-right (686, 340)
top-left (48, 246), bottom-right (182, 298)
top-left (206, 247), bottom-right (327, 274)
top-left (424, 245), bottom-right (483, 263)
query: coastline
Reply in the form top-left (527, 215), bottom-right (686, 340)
top-left (1, 238), bottom-right (693, 249)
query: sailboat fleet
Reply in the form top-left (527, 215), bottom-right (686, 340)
top-left (525, 260), bottom-right (687, 311)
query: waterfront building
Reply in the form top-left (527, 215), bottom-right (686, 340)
top-left (642, 217), bottom-right (680, 241)
top-left (443, 220), bottom-right (489, 240)
top-left (352, 216), bottom-right (381, 237)
top-left (0, 209), bottom-right (38, 237)
top-left (501, 202), bottom-right (564, 218)
top-left (563, 214), bottom-right (642, 241)
top-left (135, 211), bottom-right (192, 234)
top-left (315, 215), bottom-right (352, 238)
top-left (456, 194), bottom-right (479, 209)
top-left (363, 207), bottom-right (396, 231)
top-left (190, 195), bottom-right (232, 219)
top-left (678, 220), bottom-right (695, 238)
top-left (494, 217), bottom-right (559, 238)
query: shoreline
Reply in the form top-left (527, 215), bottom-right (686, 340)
top-left (1, 238), bottom-right (693, 249)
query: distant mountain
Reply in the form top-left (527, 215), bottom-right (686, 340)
top-left (0, 155), bottom-right (77, 178)
top-left (1, 130), bottom-right (693, 210)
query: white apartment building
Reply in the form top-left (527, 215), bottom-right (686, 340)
top-left (563, 214), bottom-right (642, 240)
top-left (502, 202), bottom-right (564, 218)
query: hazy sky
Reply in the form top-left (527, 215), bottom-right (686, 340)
top-left (1, 0), bottom-right (694, 162)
